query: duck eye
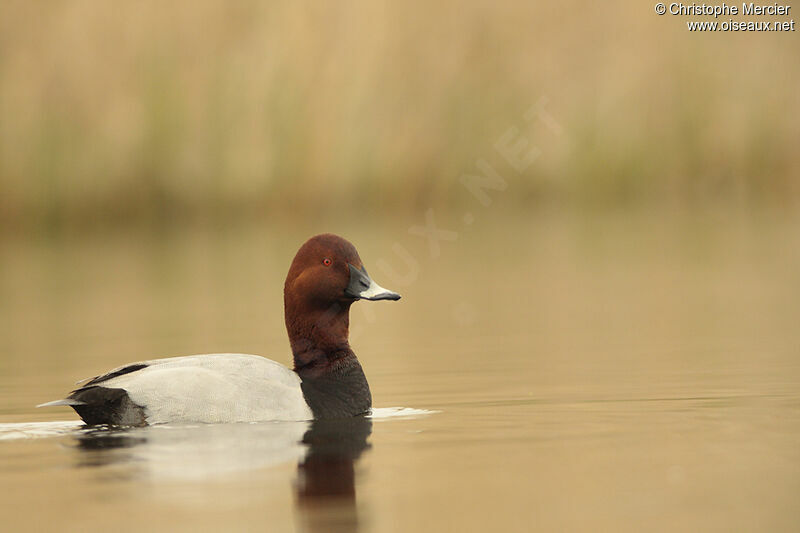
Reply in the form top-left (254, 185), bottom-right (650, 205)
top-left (322, 258), bottom-right (332, 266)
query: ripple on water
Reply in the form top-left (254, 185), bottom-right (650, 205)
top-left (369, 406), bottom-right (439, 420)
top-left (0, 407), bottom-right (436, 442)
top-left (0, 421), bottom-right (84, 441)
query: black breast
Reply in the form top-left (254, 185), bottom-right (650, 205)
top-left (300, 359), bottom-right (372, 419)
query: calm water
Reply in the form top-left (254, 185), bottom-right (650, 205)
top-left (1, 210), bottom-right (799, 532)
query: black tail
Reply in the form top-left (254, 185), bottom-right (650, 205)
top-left (67, 386), bottom-right (147, 426)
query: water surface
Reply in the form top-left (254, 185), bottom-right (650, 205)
top-left (1, 211), bottom-right (799, 532)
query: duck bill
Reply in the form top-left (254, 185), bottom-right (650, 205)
top-left (345, 264), bottom-right (401, 301)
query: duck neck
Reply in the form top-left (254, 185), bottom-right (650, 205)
top-left (285, 300), bottom-right (356, 376)
top-left (285, 300), bottom-right (372, 418)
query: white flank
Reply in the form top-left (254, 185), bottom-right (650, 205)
top-left (75, 353), bottom-right (313, 424)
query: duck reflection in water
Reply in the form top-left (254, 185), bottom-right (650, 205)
top-left (295, 416), bottom-right (372, 532)
top-left (71, 415), bottom-right (372, 532)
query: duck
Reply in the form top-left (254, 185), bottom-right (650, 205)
top-left (38, 233), bottom-right (401, 426)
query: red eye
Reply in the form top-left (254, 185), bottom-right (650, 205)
top-left (323, 258), bottom-right (332, 266)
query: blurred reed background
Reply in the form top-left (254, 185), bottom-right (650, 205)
top-left (0, 0), bottom-right (798, 236)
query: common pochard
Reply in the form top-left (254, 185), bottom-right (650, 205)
top-left (38, 234), bottom-right (400, 425)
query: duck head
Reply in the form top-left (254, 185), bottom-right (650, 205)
top-left (284, 234), bottom-right (400, 371)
